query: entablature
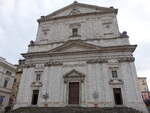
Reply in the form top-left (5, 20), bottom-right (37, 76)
top-left (22, 56), bottom-right (135, 69)
top-left (23, 44), bottom-right (137, 59)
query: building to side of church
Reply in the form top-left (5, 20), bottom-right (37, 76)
top-left (138, 77), bottom-right (149, 92)
top-left (15, 1), bottom-right (148, 113)
top-left (0, 57), bottom-right (16, 111)
top-left (138, 77), bottom-right (150, 109)
top-left (9, 60), bottom-right (24, 107)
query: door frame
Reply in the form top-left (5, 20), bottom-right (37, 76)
top-left (63, 69), bottom-right (85, 106)
top-left (111, 86), bottom-right (126, 106)
top-left (67, 81), bottom-right (81, 106)
top-left (113, 88), bottom-right (123, 105)
top-left (31, 90), bottom-right (39, 105)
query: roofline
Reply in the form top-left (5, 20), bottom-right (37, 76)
top-left (138, 77), bottom-right (147, 79)
top-left (37, 1), bottom-right (118, 23)
top-left (22, 45), bottom-right (137, 59)
top-left (45, 2), bottom-right (117, 17)
top-left (0, 58), bottom-right (17, 71)
top-left (38, 10), bottom-right (118, 23)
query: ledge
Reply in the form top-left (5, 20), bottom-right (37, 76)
top-left (8, 107), bottom-right (144, 113)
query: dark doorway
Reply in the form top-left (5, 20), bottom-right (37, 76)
top-left (113, 88), bottom-right (123, 105)
top-left (69, 82), bottom-right (79, 104)
top-left (31, 90), bottom-right (39, 105)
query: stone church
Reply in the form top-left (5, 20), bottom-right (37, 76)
top-left (15, 1), bottom-right (147, 112)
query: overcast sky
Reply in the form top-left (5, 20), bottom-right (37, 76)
top-left (0, 0), bottom-right (150, 85)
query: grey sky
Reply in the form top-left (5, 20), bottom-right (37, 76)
top-left (0, 0), bottom-right (150, 84)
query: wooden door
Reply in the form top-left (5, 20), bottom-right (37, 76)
top-left (69, 82), bottom-right (79, 104)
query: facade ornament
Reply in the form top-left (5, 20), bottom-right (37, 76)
top-left (120, 31), bottom-right (129, 38)
top-left (119, 57), bottom-right (135, 62)
top-left (69, 1), bottom-right (80, 15)
top-left (63, 69), bottom-right (85, 83)
top-left (35, 64), bottom-right (45, 70)
top-left (87, 59), bottom-right (107, 64)
top-left (44, 61), bottom-right (63, 67)
top-left (42, 92), bottom-right (49, 100)
top-left (93, 91), bottom-right (99, 99)
top-left (108, 59), bottom-right (119, 69)
top-left (23, 64), bottom-right (35, 68)
top-left (29, 40), bottom-right (35, 46)
top-left (109, 79), bottom-right (124, 85)
top-left (42, 92), bottom-right (49, 107)
top-left (42, 28), bottom-right (50, 35)
top-left (31, 81), bottom-right (43, 87)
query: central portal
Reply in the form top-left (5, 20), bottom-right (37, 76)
top-left (69, 82), bottom-right (79, 105)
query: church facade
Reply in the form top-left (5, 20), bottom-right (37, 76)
top-left (15, 1), bottom-right (147, 112)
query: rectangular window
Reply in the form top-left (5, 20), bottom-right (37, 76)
top-left (0, 96), bottom-right (5, 105)
top-left (72, 28), bottom-right (78, 36)
top-left (14, 78), bottom-right (17, 83)
top-left (112, 71), bottom-right (118, 78)
top-left (142, 80), bottom-right (145, 85)
top-left (36, 74), bottom-right (41, 81)
top-left (3, 79), bottom-right (8, 88)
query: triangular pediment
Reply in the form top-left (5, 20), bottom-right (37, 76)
top-left (40, 1), bottom-right (117, 20)
top-left (63, 69), bottom-right (85, 78)
top-left (49, 39), bottom-right (101, 53)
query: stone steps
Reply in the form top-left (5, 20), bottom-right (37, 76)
top-left (7, 107), bottom-right (143, 113)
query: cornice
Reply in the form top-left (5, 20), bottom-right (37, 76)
top-left (22, 45), bottom-right (137, 59)
top-left (42, 1), bottom-right (117, 21)
top-left (87, 56), bottom-right (135, 64)
top-left (0, 61), bottom-right (16, 71)
top-left (22, 56), bottom-right (135, 69)
top-left (38, 10), bottom-right (117, 23)
top-left (118, 56), bottom-right (135, 62)
top-left (22, 64), bottom-right (36, 68)
top-left (44, 61), bottom-right (63, 67)
top-left (30, 37), bottom-right (129, 47)
top-left (87, 59), bottom-right (107, 64)
top-left (109, 79), bottom-right (124, 85)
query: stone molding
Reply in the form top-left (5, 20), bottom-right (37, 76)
top-left (38, 11), bottom-right (118, 23)
top-left (109, 79), bottom-right (124, 85)
top-left (86, 59), bottom-right (107, 64)
top-left (38, 2), bottom-right (117, 23)
top-left (87, 57), bottom-right (135, 64)
top-left (22, 56), bottom-right (134, 69)
top-left (63, 69), bottom-right (85, 83)
top-left (118, 57), bottom-right (135, 62)
top-left (44, 61), bottom-right (63, 67)
top-left (108, 59), bottom-right (119, 69)
top-left (22, 45), bottom-right (137, 59)
top-left (31, 81), bottom-right (43, 87)
top-left (31, 36), bottom-right (129, 47)
top-left (23, 64), bottom-right (35, 68)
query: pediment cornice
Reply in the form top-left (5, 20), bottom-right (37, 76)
top-left (22, 44), bottom-right (137, 59)
top-left (38, 11), bottom-right (117, 22)
top-left (63, 69), bottom-right (85, 83)
top-left (38, 2), bottom-right (117, 22)
top-left (22, 56), bottom-right (135, 69)
top-left (49, 39), bottom-right (101, 52)
top-left (63, 69), bottom-right (85, 78)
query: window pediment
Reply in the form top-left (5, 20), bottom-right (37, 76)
top-left (109, 79), bottom-right (123, 85)
top-left (63, 69), bottom-right (85, 83)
